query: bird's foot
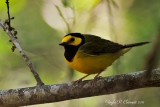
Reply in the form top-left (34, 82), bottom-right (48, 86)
top-left (72, 79), bottom-right (83, 85)
top-left (95, 76), bottom-right (102, 80)
top-left (90, 76), bottom-right (102, 86)
top-left (72, 74), bottom-right (90, 85)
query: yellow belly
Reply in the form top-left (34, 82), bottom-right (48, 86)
top-left (65, 49), bottom-right (130, 74)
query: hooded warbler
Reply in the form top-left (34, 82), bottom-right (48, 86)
top-left (59, 33), bottom-right (149, 84)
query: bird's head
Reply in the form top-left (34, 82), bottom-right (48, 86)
top-left (59, 33), bottom-right (84, 47)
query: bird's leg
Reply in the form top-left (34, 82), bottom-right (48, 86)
top-left (91, 70), bottom-right (103, 85)
top-left (72, 74), bottom-right (90, 85)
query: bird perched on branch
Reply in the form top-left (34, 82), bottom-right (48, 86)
top-left (59, 33), bottom-right (149, 84)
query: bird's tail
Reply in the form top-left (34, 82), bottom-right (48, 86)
top-left (122, 41), bottom-right (150, 49)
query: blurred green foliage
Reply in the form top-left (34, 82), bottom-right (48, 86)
top-left (0, 0), bottom-right (160, 107)
top-left (71, 0), bottom-right (100, 11)
top-left (0, 0), bottom-right (26, 14)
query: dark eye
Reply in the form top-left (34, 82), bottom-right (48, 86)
top-left (70, 38), bottom-right (75, 41)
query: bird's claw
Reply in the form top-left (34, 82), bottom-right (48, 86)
top-left (90, 76), bottom-right (102, 86)
top-left (72, 79), bottom-right (82, 85)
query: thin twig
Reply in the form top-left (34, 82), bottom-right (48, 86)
top-left (111, 0), bottom-right (119, 9)
top-left (5, 0), bottom-right (11, 30)
top-left (106, 0), bottom-right (116, 41)
top-left (5, 0), bottom-right (17, 52)
top-left (71, 6), bottom-right (76, 26)
top-left (55, 5), bottom-right (74, 81)
top-left (145, 29), bottom-right (160, 77)
top-left (0, 20), bottom-right (44, 86)
top-left (55, 5), bottom-right (71, 33)
top-left (5, 0), bottom-right (14, 31)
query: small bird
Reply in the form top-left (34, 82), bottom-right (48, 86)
top-left (59, 33), bottom-right (149, 84)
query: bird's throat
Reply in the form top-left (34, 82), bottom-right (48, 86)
top-left (64, 45), bottom-right (79, 62)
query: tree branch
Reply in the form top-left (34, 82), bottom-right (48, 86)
top-left (55, 5), bottom-right (71, 33)
top-left (0, 68), bottom-right (160, 106)
top-left (0, 20), bottom-right (44, 86)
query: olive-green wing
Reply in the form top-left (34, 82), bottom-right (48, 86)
top-left (79, 34), bottom-right (123, 55)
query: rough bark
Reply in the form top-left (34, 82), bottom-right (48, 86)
top-left (0, 68), bottom-right (160, 106)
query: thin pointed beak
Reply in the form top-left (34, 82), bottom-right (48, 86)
top-left (59, 42), bottom-right (67, 46)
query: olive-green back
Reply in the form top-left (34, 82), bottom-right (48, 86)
top-left (79, 34), bottom-right (123, 55)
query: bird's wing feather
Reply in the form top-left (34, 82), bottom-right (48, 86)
top-left (79, 34), bottom-right (123, 55)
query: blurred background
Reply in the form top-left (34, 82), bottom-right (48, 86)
top-left (0, 0), bottom-right (160, 107)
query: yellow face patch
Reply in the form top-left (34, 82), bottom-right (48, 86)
top-left (61, 35), bottom-right (82, 46)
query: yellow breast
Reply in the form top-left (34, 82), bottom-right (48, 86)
top-left (65, 48), bottom-right (130, 74)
